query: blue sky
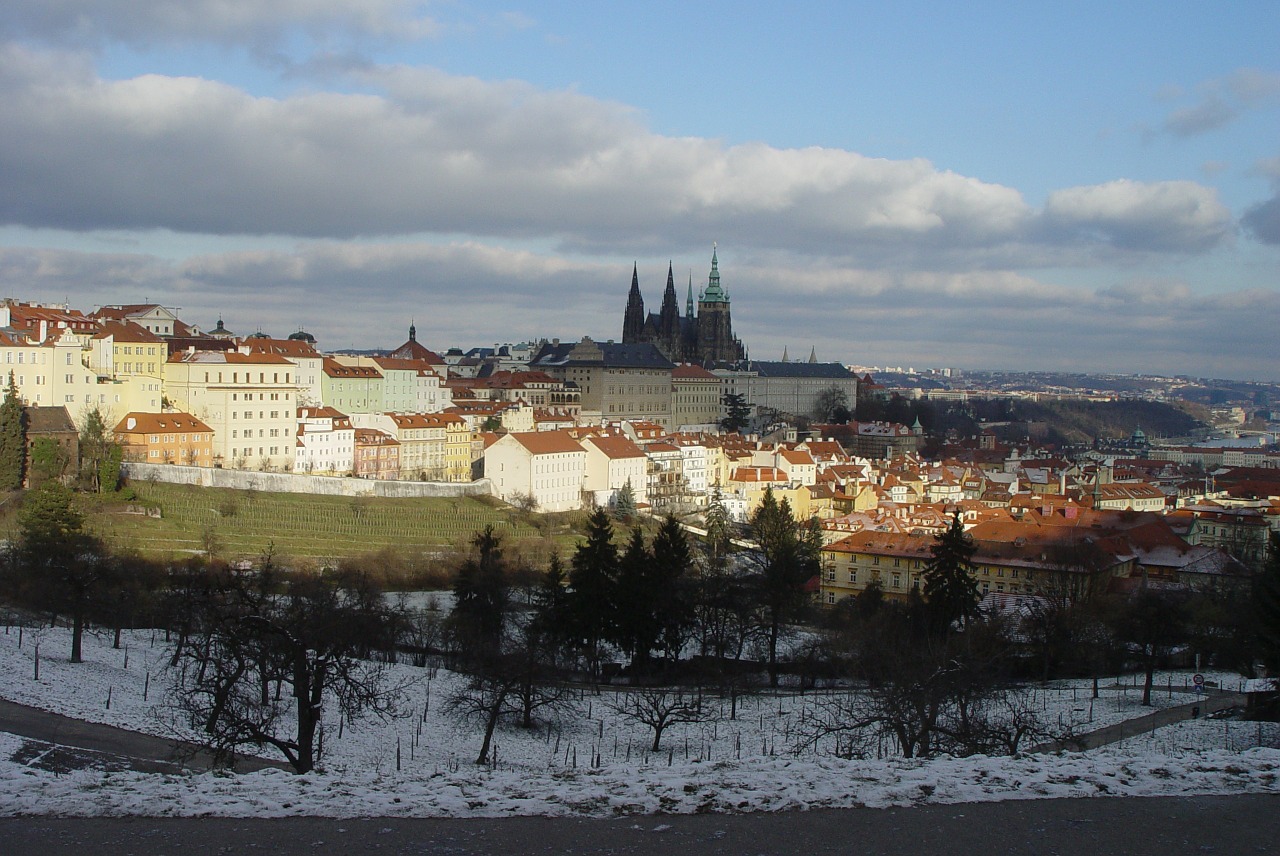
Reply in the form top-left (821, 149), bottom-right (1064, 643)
top-left (0, 1), bottom-right (1277, 378)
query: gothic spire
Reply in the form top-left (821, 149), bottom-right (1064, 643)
top-left (622, 262), bottom-right (645, 343)
top-left (686, 273), bottom-right (695, 318)
top-left (701, 243), bottom-right (728, 303)
top-left (659, 261), bottom-right (680, 340)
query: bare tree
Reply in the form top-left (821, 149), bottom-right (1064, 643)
top-left (446, 619), bottom-right (573, 764)
top-left (169, 562), bottom-right (407, 773)
top-left (610, 687), bottom-right (711, 752)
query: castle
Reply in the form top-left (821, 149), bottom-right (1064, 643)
top-left (621, 246), bottom-right (746, 365)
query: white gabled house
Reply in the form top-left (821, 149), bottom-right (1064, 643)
top-left (485, 430), bottom-right (587, 512)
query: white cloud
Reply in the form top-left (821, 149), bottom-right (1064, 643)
top-left (0, 0), bottom-right (437, 46)
top-left (0, 48), bottom-right (1235, 267)
top-left (1040, 180), bottom-right (1232, 252)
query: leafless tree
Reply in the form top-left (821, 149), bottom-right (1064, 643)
top-left (610, 687), bottom-right (711, 752)
top-left (169, 562), bottom-right (409, 773)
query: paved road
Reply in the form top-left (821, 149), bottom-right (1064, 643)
top-left (0, 698), bottom-right (288, 774)
top-left (0, 795), bottom-right (1275, 855)
top-left (1030, 687), bottom-right (1246, 753)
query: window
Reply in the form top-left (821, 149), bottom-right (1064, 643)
top-left (848, 570), bottom-right (857, 584)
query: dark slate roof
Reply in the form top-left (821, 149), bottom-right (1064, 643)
top-left (533, 338), bottom-right (674, 370)
top-left (734, 361), bottom-right (856, 379)
top-left (24, 406), bottom-right (76, 435)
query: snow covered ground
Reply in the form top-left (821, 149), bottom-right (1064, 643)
top-left (0, 620), bottom-right (1277, 817)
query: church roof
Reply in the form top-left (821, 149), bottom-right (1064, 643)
top-left (736, 361), bottom-right (856, 379)
top-left (533, 338), bottom-right (674, 370)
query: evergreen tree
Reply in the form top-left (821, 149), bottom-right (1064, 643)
top-left (1254, 532), bottom-right (1280, 675)
top-left (614, 526), bottom-right (658, 670)
top-left (720, 392), bottom-right (751, 433)
top-left (15, 481), bottom-right (108, 663)
top-left (530, 552), bottom-right (569, 645)
top-left (651, 513), bottom-right (695, 661)
top-left (0, 372), bottom-right (27, 490)
top-left (921, 512), bottom-right (981, 635)
top-left (613, 479), bottom-right (637, 522)
top-left (564, 507), bottom-right (619, 677)
top-left (748, 488), bottom-right (823, 686)
top-left (450, 525), bottom-right (510, 661)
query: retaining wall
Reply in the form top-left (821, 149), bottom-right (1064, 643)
top-left (121, 462), bottom-right (494, 499)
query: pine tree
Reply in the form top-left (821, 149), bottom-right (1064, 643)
top-left (921, 512), bottom-right (981, 635)
top-left (0, 372), bottom-right (27, 490)
top-left (1253, 532), bottom-right (1280, 675)
top-left (16, 480), bottom-right (106, 663)
top-left (720, 392), bottom-right (751, 434)
top-left (564, 507), bottom-right (619, 677)
top-left (614, 526), bottom-right (657, 670)
top-left (450, 525), bottom-right (510, 660)
top-left (748, 488), bottom-right (823, 686)
top-left (613, 479), bottom-right (637, 522)
top-left (651, 513), bottom-right (694, 661)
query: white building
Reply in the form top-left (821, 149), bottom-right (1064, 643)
top-left (294, 406), bottom-right (354, 475)
top-left (582, 432), bottom-right (649, 509)
top-left (485, 430), bottom-right (586, 512)
top-left (164, 350), bottom-right (300, 470)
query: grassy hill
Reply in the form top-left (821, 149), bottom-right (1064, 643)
top-left (2, 481), bottom-right (577, 573)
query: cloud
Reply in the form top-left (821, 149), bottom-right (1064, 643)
top-left (0, 0), bottom-right (437, 47)
top-left (1242, 194), bottom-right (1280, 244)
top-left (1163, 96), bottom-right (1237, 137)
top-left (4, 242), bottom-right (1275, 380)
top-left (1040, 180), bottom-right (1231, 253)
top-left (1159, 68), bottom-right (1280, 138)
top-left (0, 48), bottom-right (1235, 268)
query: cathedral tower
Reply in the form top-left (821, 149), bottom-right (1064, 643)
top-left (622, 263), bottom-right (645, 344)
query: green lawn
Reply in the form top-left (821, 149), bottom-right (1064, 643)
top-left (63, 481), bottom-right (558, 564)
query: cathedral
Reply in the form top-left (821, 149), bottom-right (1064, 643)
top-left (622, 246), bottom-right (746, 365)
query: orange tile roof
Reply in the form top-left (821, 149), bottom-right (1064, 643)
top-left (584, 433), bottom-right (646, 459)
top-left (92, 320), bottom-right (163, 343)
top-left (114, 412), bottom-right (213, 434)
top-left (509, 431), bottom-right (585, 456)
top-left (323, 358), bottom-right (382, 377)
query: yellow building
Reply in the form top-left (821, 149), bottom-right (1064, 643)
top-left (114, 411), bottom-right (215, 466)
top-left (90, 321), bottom-right (166, 413)
top-left (164, 350), bottom-right (300, 470)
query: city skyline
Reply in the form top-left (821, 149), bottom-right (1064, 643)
top-left (0, 2), bottom-right (1277, 379)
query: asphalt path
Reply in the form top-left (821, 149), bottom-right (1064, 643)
top-left (1029, 687), bottom-right (1247, 752)
top-left (0, 697), bottom-right (288, 774)
top-left (0, 795), bottom-right (1275, 855)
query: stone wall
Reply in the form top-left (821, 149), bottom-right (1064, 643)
top-left (122, 462), bottom-right (493, 499)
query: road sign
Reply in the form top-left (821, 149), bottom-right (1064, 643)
top-left (1193, 673), bottom-right (1205, 686)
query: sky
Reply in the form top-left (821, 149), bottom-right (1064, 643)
top-left (0, 1), bottom-right (1277, 380)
